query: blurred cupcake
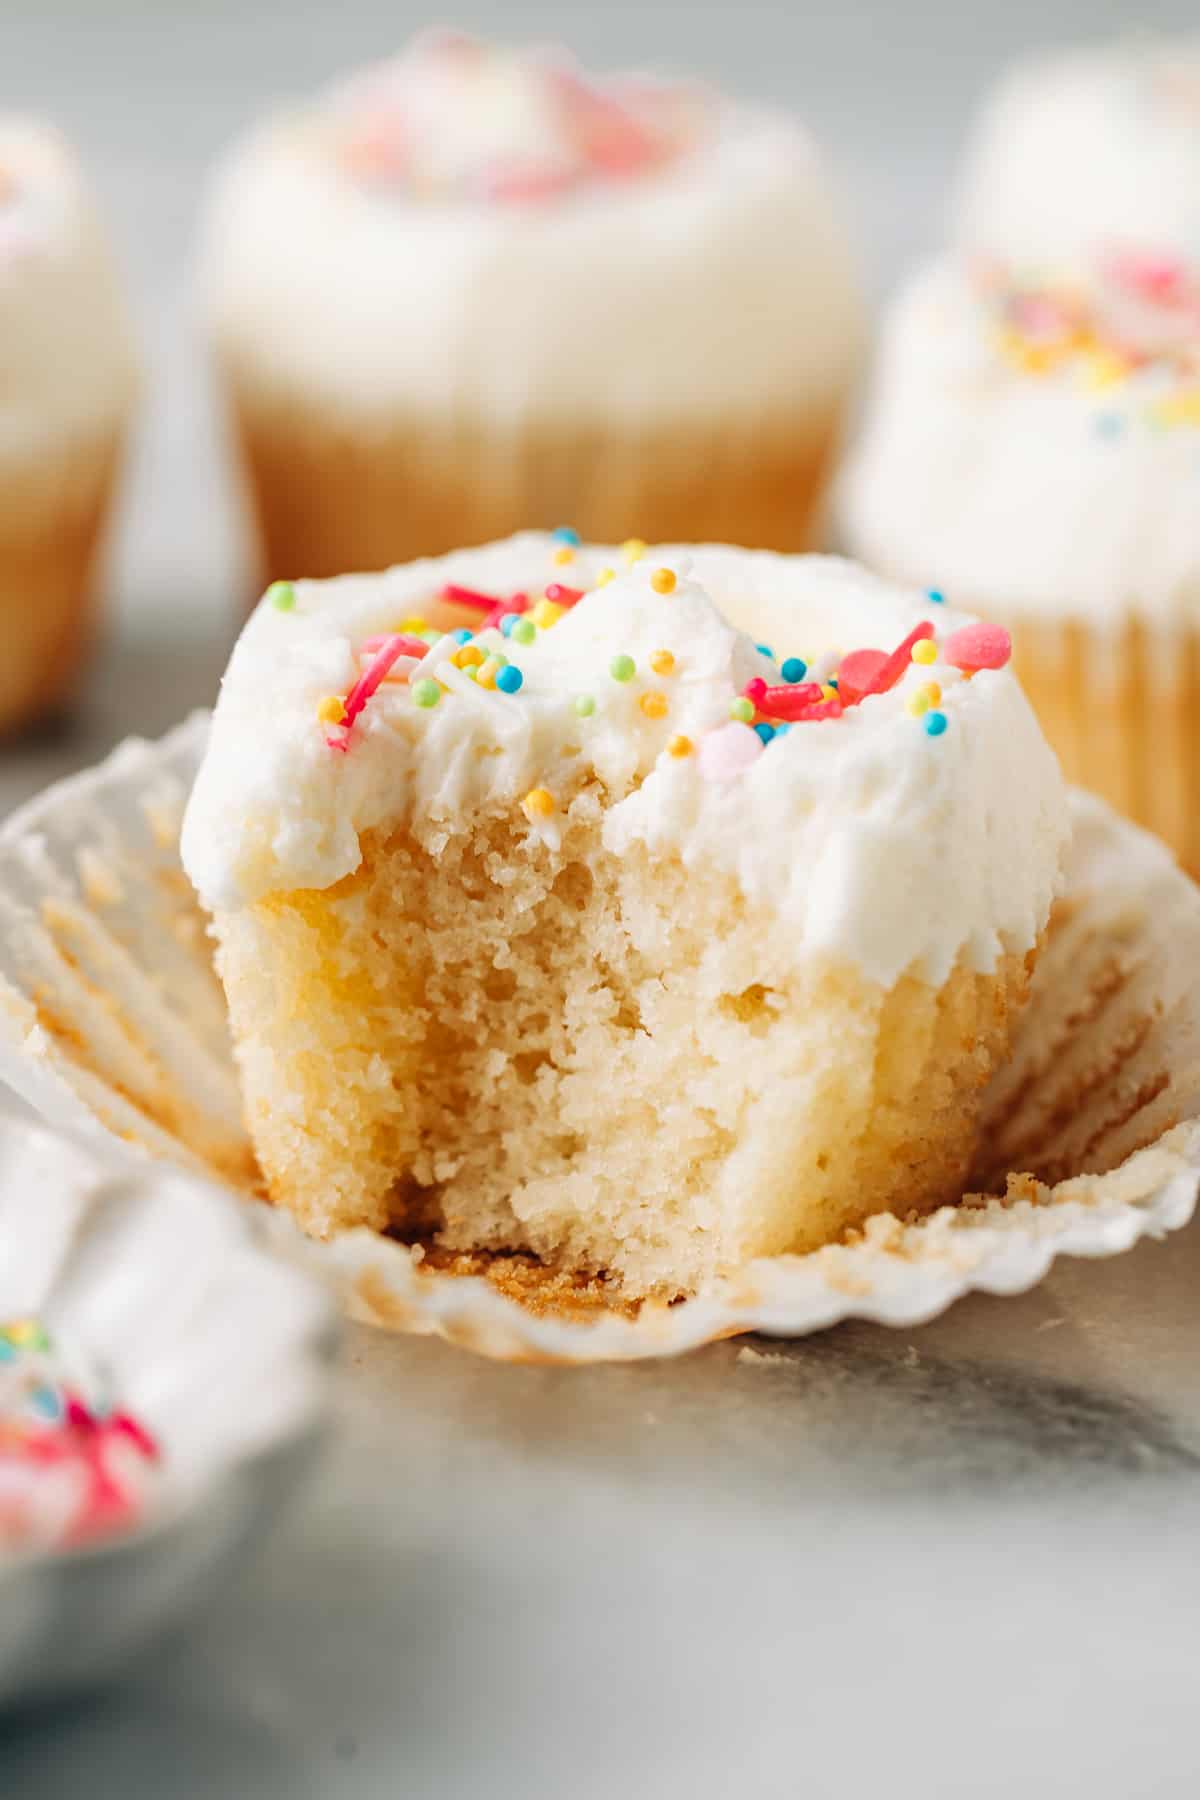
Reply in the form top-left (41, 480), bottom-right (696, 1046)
top-left (0, 121), bottom-right (138, 733)
top-left (841, 40), bottom-right (1200, 867)
top-left (203, 30), bottom-right (863, 583)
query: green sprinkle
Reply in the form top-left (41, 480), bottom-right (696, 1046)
top-left (512, 618), bottom-right (537, 645)
top-left (412, 678), bottom-right (442, 709)
top-left (573, 694), bottom-right (596, 717)
top-left (729, 696), bottom-right (755, 723)
top-left (609, 654), bottom-right (636, 683)
top-left (267, 580), bottom-right (296, 612)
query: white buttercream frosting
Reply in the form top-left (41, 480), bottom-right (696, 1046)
top-left (955, 37), bottom-right (1200, 268)
top-left (181, 535), bottom-right (1067, 989)
top-left (201, 36), bottom-right (861, 428)
top-left (0, 119), bottom-right (138, 457)
top-left (839, 257), bottom-right (1200, 621)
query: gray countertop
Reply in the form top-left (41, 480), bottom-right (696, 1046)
top-left (4, 0), bottom-right (1200, 1792)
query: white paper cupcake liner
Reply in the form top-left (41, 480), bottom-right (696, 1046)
top-left (0, 711), bottom-right (1196, 1363)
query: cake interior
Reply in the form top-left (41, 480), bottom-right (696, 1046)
top-left (214, 782), bottom-right (1029, 1298)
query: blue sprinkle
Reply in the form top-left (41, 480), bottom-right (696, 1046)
top-left (827, 677), bottom-right (838, 690)
top-left (772, 722), bottom-right (791, 738)
top-left (924, 710), bottom-right (948, 737)
top-left (926, 588), bottom-right (945, 606)
top-left (29, 1385), bottom-right (61, 1420)
top-left (499, 613), bottom-right (519, 637)
top-left (451, 627), bottom-right (473, 644)
top-left (1094, 411), bottom-right (1125, 439)
top-left (552, 526), bottom-right (581, 546)
top-left (496, 665), bottom-right (524, 694)
top-left (780, 657), bottom-right (807, 683)
top-left (0, 1340), bottom-right (14, 1362)
top-left (754, 722), bottom-right (775, 745)
top-left (755, 643), bottom-right (775, 659)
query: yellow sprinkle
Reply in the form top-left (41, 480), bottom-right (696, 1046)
top-left (649, 648), bottom-right (676, 677)
top-left (922, 681), bottom-right (941, 706)
top-left (667, 734), bottom-right (693, 758)
top-left (521, 787), bottom-right (556, 820)
top-left (906, 690), bottom-right (931, 718)
top-left (1082, 348), bottom-right (1129, 391)
top-left (530, 598), bottom-right (565, 630)
top-left (317, 695), bottom-right (346, 724)
top-left (1152, 387), bottom-right (1200, 428)
top-left (552, 546), bottom-right (576, 567)
top-left (399, 615), bottom-right (427, 633)
top-left (650, 567), bottom-right (677, 595)
top-left (596, 567), bottom-right (615, 587)
top-left (639, 691), bottom-right (670, 720)
top-left (911, 639), bottom-right (938, 665)
top-left (453, 644), bottom-right (486, 669)
top-left (477, 656), bottom-right (503, 690)
top-left (622, 537), bottom-right (647, 565)
top-left (821, 683), bottom-right (838, 702)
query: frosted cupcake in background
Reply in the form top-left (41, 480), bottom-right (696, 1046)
top-left (0, 121), bottom-right (138, 733)
top-left (839, 38), bottom-right (1200, 868)
top-left (203, 31), bottom-right (863, 585)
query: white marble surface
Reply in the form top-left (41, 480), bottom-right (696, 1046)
top-left (3, 2), bottom-right (1200, 1794)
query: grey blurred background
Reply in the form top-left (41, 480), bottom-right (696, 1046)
top-left (7, 0), bottom-right (1200, 635)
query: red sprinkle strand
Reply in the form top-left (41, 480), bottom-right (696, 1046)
top-left (439, 583), bottom-right (505, 611)
top-left (358, 634), bottom-right (430, 659)
top-left (747, 681), bottom-right (824, 721)
top-left (792, 698), bottom-right (845, 723)
top-left (543, 584), bottom-right (585, 606)
top-left (860, 621), bottom-right (936, 698)
top-left (341, 635), bottom-right (418, 738)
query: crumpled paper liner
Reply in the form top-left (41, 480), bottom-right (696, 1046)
top-left (0, 710), bottom-right (1196, 1364)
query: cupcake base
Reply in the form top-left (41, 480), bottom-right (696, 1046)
top-left (0, 431), bottom-right (125, 734)
top-left (210, 806), bottom-right (1035, 1299)
top-left (223, 372), bottom-right (842, 587)
top-left (1011, 615), bottom-right (1200, 874)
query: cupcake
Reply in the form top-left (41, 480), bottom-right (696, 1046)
top-left (202, 31), bottom-right (862, 585)
top-left (0, 121), bottom-right (138, 733)
top-left (180, 535), bottom-right (1067, 1299)
top-left (840, 39), bottom-right (1200, 866)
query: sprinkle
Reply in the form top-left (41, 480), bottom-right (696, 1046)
top-left (552, 526), bottom-right (581, 546)
top-left (781, 657), bottom-right (807, 683)
top-left (477, 657), bottom-right (503, 689)
top-left (924, 711), bottom-right (948, 737)
top-left (743, 678), bottom-right (767, 706)
top-left (698, 721), bottom-right (764, 782)
top-left (755, 643), bottom-right (774, 659)
top-left (412, 678), bottom-right (442, 708)
top-left (499, 614), bottom-right (520, 636)
top-left (496, 664), bottom-right (524, 694)
top-left (511, 617), bottom-right (537, 644)
top-left (791, 698), bottom-right (845, 723)
top-left (754, 722), bottom-right (775, 744)
top-left (521, 787), bottom-right (556, 820)
top-left (667, 734), bottom-right (693, 757)
top-left (450, 627), bottom-right (473, 644)
top-left (440, 584), bottom-right (508, 614)
top-left (639, 691), bottom-right (669, 719)
top-left (544, 584), bottom-right (584, 606)
top-left (729, 696), bottom-right (756, 723)
top-left (1094, 411), bottom-right (1125, 438)
top-left (552, 546), bottom-right (576, 567)
top-left (339, 634), bottom-right (420, 737)
top-left (923, 681), bottom-right (942, 706)
top-left (650, 567), bottom-right (677, 595)
top-left (621, 538), bottom-right (646, 564)
top-left (912, 639), bottom-right (938, 666)
top-left (596, 568), bottom-right (615, 587)
top-left (267, 580), bottom-right (296, 612)
top-left (454, 643), bottom-right (486, 668)
top-left (906, 690), bottom-right (931, 718)
top-left (926, 588), bottom-right (945, 605)
top-left (773, 723), bottom-right (791, 738)
top-left (400, 615), bottom-right (428, 633)
top-left (530, 599), bottom-right (565, 629)
top-left (748, 682), bottom-right (822, 721)
top-left (573, 694), bottom-right (596, 717)
top-left (862, 622), bottom-right (936, 698)
top-left (610, 654), bottom-right (636, 682)
top-left (649, 648), bottom-right (676, 676)
top-left (317, 695), bottom-right (346, 724)
top-left (820, 683), bottom-right (838, 702)
top-left (942, 622), bottom-right (1012, 673)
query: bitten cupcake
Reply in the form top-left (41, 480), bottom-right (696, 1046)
top-left (181, 535), bottom-right (1067, 1299)
top-left (0, 122), bottom-right (138, 733)
top-left (840, 39), bottom-right (1200, 866)
top-left (202, 32), bottom-right (862, 585)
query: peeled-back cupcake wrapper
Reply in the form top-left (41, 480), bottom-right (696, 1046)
top-left (0, 711), bottom-right (1196, 1364)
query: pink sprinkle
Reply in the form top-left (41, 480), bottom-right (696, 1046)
top-left (836, 648), bottom-right (888, 705)
top-left (358, 634), bottom-right (429, 660)
top-left (544, 584), bottom-right (584, 606)
top-left (479, 161), bottom-right (579, 204)
top-left (791, 698), bottom-right (845, 723)
top-left (440, 584), bottom-right (505, 612)
top-left (743, 677), bottom-right (767, 706)
top-left (942, 622), bottom-right (1012, 673)
top-left (752, 682), bottom-right (824, 721)
top-left (107, 1411), bottom-right (159, 1461)
top-left (861, 622), bottom-right (936, 699)
top-left (698, 721), bottom-right (764, 783)
top-left (340, 635), bottom-right (415, 739)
